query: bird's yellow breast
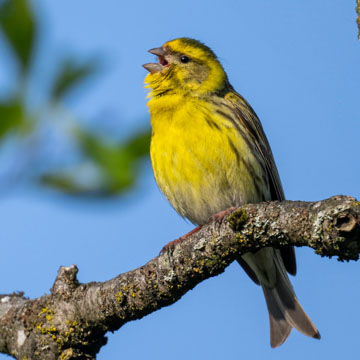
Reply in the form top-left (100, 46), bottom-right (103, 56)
top-left (148, 93), bottom-right (269, 225)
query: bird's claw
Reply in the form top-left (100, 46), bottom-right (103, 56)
top-left (159, 225), bottom-right (203, 255)
top-left (208, 207), bottom-right (237, 228)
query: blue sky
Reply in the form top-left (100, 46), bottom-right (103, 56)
top-left (1, 1), bottom-right (360, 359)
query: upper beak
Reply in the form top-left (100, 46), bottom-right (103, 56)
top-left (143, 47), bottom-right (168, 74)
top-left (148, 47), bottom-right (166, 56)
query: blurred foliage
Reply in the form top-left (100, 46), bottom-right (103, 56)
top-left (0, 0), bottom-right (35, 71)
top-left (0, 0), bottom-right (151, 197)
top-left (41, 129), bottom-right (151, 196)
top-left (51, 59), bottom-right (100, 101)
top-left (0, 100), bottom-right (23, 138)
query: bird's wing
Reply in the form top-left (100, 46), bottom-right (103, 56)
top-left (224, 91), bottom-right (296, 276)
top-left (224, 91), bottom-right (285, 202)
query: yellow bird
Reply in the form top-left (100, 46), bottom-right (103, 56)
top-left (143, 37), bottom-right (320, 347)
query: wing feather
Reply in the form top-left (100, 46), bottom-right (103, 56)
top-left (224, 91), bottom-right (296, 276)
top-left (224, 91), bottom-right (285, 201)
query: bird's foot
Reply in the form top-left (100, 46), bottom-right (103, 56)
top-left (159, 208), bottom-right (236, 255)
top-left (159, 225), bottom-right (203, 255)
top-left (208, 207), bottom-right (237, 226)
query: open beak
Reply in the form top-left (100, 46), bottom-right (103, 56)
top-left (148, 47), bottom-right (166, 56)
top-left (143, 47), bottom-right (169, 74)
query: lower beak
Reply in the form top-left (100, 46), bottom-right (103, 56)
top-left (143, 46), bottom-right (168, 73)
top-left (143, 63), bottom-right (163, 74)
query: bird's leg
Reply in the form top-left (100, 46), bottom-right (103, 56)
top-left (160, 207), bottom-right (237, 254)
top-left (208, 207), bottom-right (237, 226)
top-left (159, 225), bottom-right (203, 255)
top-left (159, 207), bottom-right (237, 254)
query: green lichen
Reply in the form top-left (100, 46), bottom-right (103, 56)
top-left (228, 208), bottom-right (248, 232)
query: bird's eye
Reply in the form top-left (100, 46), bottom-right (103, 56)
top-left (180, 55), bottom-right (191, 64)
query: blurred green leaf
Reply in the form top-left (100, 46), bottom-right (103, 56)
top-left (51, 59), bottom-right (99, 101)
top-left (125, 131), bottom-right (151, 158)
top-left (76, 129), bottom-right (136, 194)
top-left (0, 0), bottom-right (36, 72)
top-left (0, 0), bottom-right (150, 200)
top-left (40, 128), bottom-right (151, 196)
top-left (0, 100), bottom-right (23, 138)
top-left (40, 174), bottom-right (87, 195)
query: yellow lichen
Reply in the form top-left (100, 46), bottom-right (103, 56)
top-left (60, 348), bottom-right (73, 360)
top-left (41, 307), bottom-right (51, 314)
top-left (115, 291), bottom-right (124, 302)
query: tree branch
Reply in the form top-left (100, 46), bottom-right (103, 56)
top-left (357, 0), bottom-right (360, 40)
top-left (1, 195), bottom-right (359, 359)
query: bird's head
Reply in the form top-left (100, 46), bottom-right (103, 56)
top-left (143, 38), bottom-right (229, 97)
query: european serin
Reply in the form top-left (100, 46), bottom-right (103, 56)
top-left (143, 37), bottom-right (320, 347)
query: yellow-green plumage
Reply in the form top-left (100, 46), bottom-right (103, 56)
top-left (149, 94), bottom-right (269, 224)
top-left (144, 37), bottom-right (319, 347)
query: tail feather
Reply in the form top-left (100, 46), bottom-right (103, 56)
top-left (262, 285), bottom-right (292, 347)
top-left (271, 252), bottom-right (321, 340)
top-left (240, 249), bottom-right (320, 347)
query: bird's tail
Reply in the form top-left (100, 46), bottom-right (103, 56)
top-left (239, 249), bottom-right (320, 347)
top-left (261, 251), bottom-right (320, 347)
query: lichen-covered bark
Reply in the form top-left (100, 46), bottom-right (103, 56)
top-left (0, 195), bottom-right (359, 359)
top-left (357, 0), bottom-right (360, 40)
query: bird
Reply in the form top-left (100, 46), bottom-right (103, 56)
top-left (143, 37), bottom-right (320, 348)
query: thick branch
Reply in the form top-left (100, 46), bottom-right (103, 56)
top-left (357, 0), bottom-right (360, 40)
top-left (0, 195), bottom-right (359, 359)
